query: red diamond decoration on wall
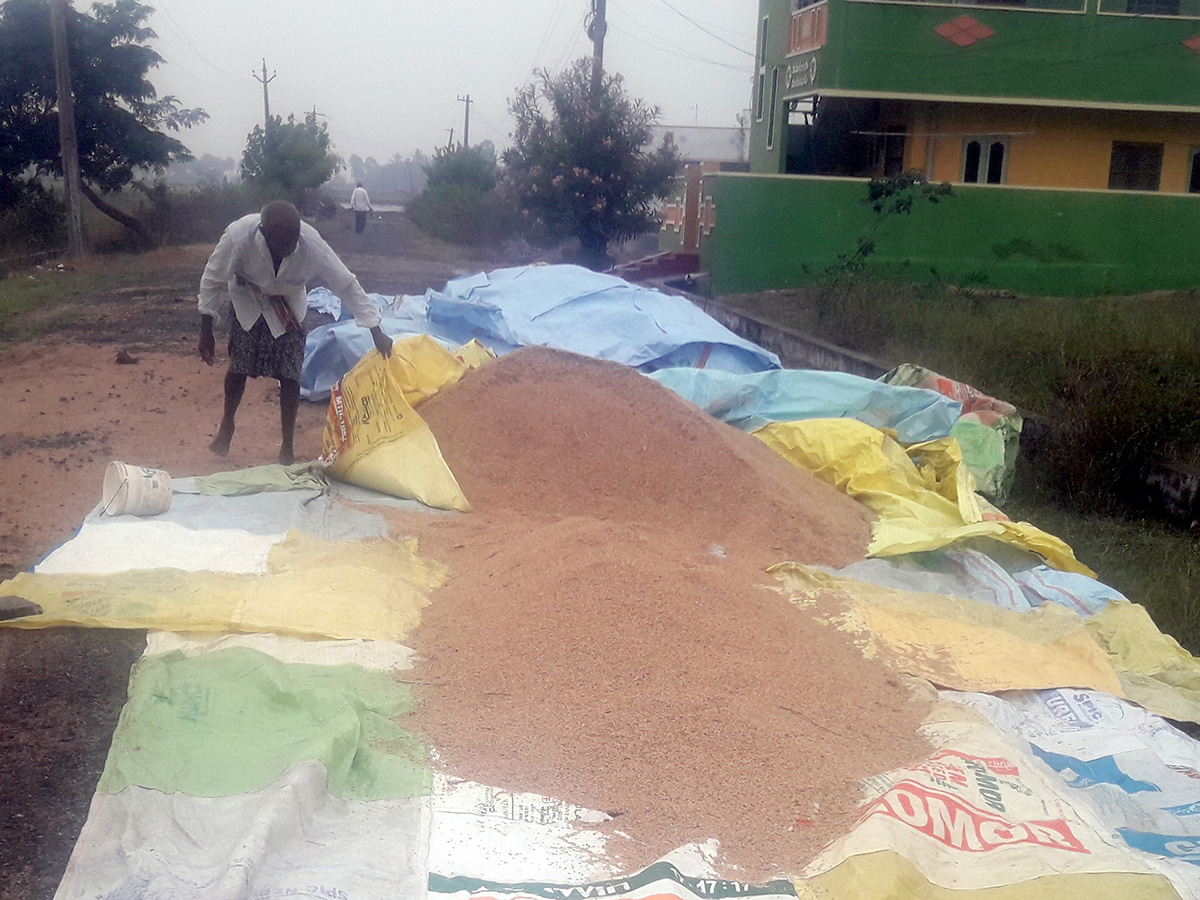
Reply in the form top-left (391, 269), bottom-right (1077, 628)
top-left (1184, 34), bottom-right (1200, 52)
top-left (935, 16), bottom-right (995, 48)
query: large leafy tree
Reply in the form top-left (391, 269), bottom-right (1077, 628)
top-left (240, 112), bottom-right (339, 210)
top-left (0, 0), bottom-right (207, 240)
top-left (504, 58), bottom-right (678, 269)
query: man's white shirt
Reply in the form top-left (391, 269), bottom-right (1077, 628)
top-left (198, 214), bottom-right (381, 338)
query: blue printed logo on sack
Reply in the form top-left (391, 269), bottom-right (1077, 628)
top-left (1118, 829), bottom-right (1200, 865)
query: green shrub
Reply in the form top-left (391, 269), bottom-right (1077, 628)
top-left (137, 182), bottom-right (260, 245)
top-left (0, 184), bottom-right (65, 254)
top-left (1042, 351), bottom-right (1200, 508)
top-left (409, 182), bottom-right (522, 247)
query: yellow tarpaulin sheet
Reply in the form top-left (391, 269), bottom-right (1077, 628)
top-left (795, 850), bottom-right (1181, 900)
top-left (323, 335), bottom-right (475, 512)
top-left (772, 563), bottom-right (1123, 695)
top-left (755, 418), bottom-right (1093, 576)
top-left (0, 531), bottom-right (444, 641)
top-left (1085, 600), bottom-right (1200, 725)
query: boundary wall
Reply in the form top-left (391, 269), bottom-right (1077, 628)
top-left (701, 173), bottom-right (1200, 298)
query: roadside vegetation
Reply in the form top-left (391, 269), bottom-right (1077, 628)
top-left (718, 278), bottom-right (1200, 652)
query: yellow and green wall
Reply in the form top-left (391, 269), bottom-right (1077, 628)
top-left (702, 0), bottom-right (1200, 296)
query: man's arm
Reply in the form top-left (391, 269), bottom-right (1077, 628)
top-left (308, 227), bottom-right (391, 356)
top-left (197, 224), bottom-right (240, 325)
top-left (199, 314), bottom-right (216, 365)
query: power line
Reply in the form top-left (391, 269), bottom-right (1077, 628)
top-left (606, 20), bottom-right (753, 71)
top-left (550, 12), bottom-right (588, 72)
top-left (152, 0), bottom-right (244, 85)
top-left (532, 0), bottom-right (572, 71)
top-left (648, 0), bottom-right (755, 57)
top-left (609, 4), bottom-right (748, 70)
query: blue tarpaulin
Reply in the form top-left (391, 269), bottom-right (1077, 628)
top-left (647, 366), bottom-right (962, 445)
top-left (300, 265), bottom-right (780, 400)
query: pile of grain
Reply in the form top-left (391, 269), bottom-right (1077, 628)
top-left (389, 347), bottom-right (930, 880)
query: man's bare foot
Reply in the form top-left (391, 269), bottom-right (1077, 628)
top-left (210, 428), bottom-right (232, 456)
top-left (278, 447), bottom-right (295, 466)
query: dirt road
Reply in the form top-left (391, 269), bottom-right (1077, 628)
top-left (0, 212), bottom-right (504, 900)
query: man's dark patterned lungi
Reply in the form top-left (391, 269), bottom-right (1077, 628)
top-left (227, 316), bottom-right (305, 381)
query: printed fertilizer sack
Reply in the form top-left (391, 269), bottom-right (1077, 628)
top-left (802, 702), bottom-right (1161, 892)
top-left (943, 688), bottom-right (1200, 899)
top-left (430, 860), bottom-right (798, 900)
top-left (323, 339), bottom-right (471, 512)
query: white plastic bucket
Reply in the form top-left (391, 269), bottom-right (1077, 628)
top-left (101, 462), bottom-right (173, 517)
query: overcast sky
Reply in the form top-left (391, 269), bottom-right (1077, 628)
top-left (143, 0), bottom-right (759, 166)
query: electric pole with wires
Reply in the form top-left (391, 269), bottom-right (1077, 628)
top-left (253, 59), bottom-right (276, 134)
top-left (587, 0), bottom-right (607, 94)
top-left (457, 94), bottom-right (472, 150)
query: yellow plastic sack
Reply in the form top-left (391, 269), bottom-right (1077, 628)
top-left (323, 336), bottom-right (471, 511)
top-left (452, 338), bottom-right (495, 369)
top-left (756, 418), bottom-right (1093, 576)
top-left (772, 563), bottom-right (1123, 695)
top-left (795, 849), bottom-right (1180, 900)
top-left (0, 530), bottom-right (445, 641)
top-left (1085, 600), bottom-right (1200, 724)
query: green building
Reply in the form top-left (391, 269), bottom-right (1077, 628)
top-left (666, 0), bottom-right (1200, 296)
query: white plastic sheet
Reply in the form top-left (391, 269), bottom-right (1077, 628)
top-left (35, 521), bottom-right (284, 574)
top-left (803, 704), bottom-right (1160, 890)
top-left (54, 761), bottom-right (429, 900)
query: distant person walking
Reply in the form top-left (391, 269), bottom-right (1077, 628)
top-left (350, 182), bottom-right (372, 233)
top-left (197, 200), bottom-right (392, 464)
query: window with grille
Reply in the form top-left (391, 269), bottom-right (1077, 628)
top-left (1108, 141), bottom-right (1163, 191)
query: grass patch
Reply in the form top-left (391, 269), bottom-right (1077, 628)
top-left (721, 280), bottom-right (1200, 414)
top-left (0, 252), bottom-right (201, 344)
top-left (1007, 475), bottom-right (1200, 654)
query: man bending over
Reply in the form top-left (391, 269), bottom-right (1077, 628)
top-left (198, 200), bottom-right (393, 464)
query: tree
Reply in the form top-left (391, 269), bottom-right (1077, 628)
top-left (410, 143), bottom-right (520, 247)
top-left (504, 58), bottom-right (679, 269)
top-left (424, 143), bottom-right (498, 193)
top-left (344, 150), bottom-right (428, 200)
top-left (240, 112), bottom-right (339, 211)
top-left (0, 0), bottom-right (207, 242)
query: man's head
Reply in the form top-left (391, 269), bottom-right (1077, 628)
top-left (259, 201), bottom-right (301, 259)
top-left (356, 182), bottom-right (364, 188)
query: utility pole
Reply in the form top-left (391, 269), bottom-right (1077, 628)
top-left (588, 0), bottom-right (607, 94)
top-left (456, 94), bottom-right (472, 150)
top-left (253, 59), bottom-right (276, 133)
top-left (445, 128), bottom-right (455, 152)
top-left (50, 0), bottom-right (86, 258)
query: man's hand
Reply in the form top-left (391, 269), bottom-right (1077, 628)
top-left (199, 316), bottom-right (216, 366)
top-left (371, 325), bottom-right (393, 358)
